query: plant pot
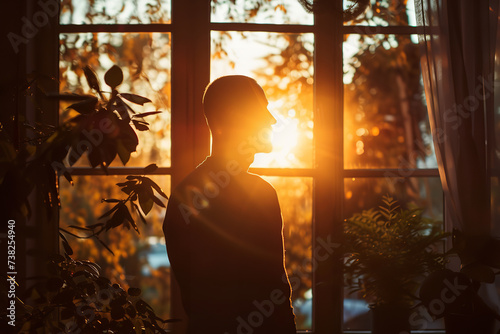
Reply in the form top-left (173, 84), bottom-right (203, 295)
top-left (371, 304), bottom-right (411, 334)
top-left (444, 312), bottom-right (496, 334)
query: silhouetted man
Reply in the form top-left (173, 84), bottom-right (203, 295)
top-left (163, 76), bottom-right (296, 334)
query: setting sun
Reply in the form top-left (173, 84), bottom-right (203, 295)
top-left (211, 30), bottom-right (314, 169)
top-left (254, 116), bottom-right (300, 167)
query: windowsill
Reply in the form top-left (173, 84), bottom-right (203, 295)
top-left (343, 331), bottom-right (446, 334)
top-left (296, 331), bottom-right (446, 334)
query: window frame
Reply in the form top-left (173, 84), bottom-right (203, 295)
top-left (56, 1), bottom-right (443, 333)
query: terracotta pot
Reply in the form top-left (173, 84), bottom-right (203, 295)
top-left (371, 304), bottom-right (411, 334)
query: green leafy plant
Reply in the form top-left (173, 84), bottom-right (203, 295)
top-left (418, 231), bottom-right (500, 323)
top-left (450, 229), bottom-right (500, 284)
top-left (1, 64), bottom-right (161, 220)
top-left (1, 64), bottom-right (167, 242)
top-left (343, 195), bottom-right (449, 308)
top-left (59, 163), bottom-right (168, 256)
top-left (0, 64), bottom-right (172, 332)
top-left (17, 255), bottom-right (174, 333)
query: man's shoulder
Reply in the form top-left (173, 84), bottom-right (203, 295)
top-left (246, 172), bottom-right (275, 190)
top-left (244, 172), bottom-right (279, 201)
top-left (169, 157), bottom-right (278, 201)
top-left (169, 159), bottom-right (213, 193)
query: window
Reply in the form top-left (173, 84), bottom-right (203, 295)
top-left (342, 0), bottom-right (443, 331)
top-left (57, 0), bottom-right (442, 332)
top-left (58, 0), bottom-right (173, 325)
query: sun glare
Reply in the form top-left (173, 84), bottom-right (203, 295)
top-left (271, 116), bottom-right (300, 163)
top-left (211, 31), bottom-right (314, 169)
top-left (253, 103), bottom-right (301, 167)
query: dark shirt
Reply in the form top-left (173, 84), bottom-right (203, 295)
top-left (163, 156), bottom-right (296, 334)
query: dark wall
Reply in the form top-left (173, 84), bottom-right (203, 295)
top-left (1, 1), bottom-right (27, 146)
top-left (1, 0), bottom-right (59, 305)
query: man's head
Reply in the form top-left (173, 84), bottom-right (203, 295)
top-left (203, 75), bottom-right (276, 154)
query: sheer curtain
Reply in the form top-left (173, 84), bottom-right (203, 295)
top-left (416, 0), bottom-right (498, 238)
top-left (416, 0), bottom-right (500, 323)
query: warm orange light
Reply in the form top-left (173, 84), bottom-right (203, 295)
top-left (251, 96), bottom-right (306, 168)
top-left (356, 128), bottom-right (368, 136)
top-left (356, 140), bottom-right (364, 155)
top-left (254, 110), bottom-right (300, 167)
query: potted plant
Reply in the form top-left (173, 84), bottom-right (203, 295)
top-left (419, 230), bottom-right (500, 334)
top-left (0, 64), bottom-right (172, 332)
top-left (343, 195), bottom-right (449, 334)
top-left (13, 255), bottom-right (173, 333)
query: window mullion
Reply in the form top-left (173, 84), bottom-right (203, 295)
top-left (58, 23), bottom-right (173, 33)
top-left (343, 168), bottom-right (440, 178)
top-left (66, 167), bottom-right (173, 175)
top-left (210, 22), bottom-right (314, 33)
top-left (342, 25), bottom-right (422, 35)
top-left (314, 1), bottom-right (344, 333)
top-left (170, 0), bottom-right (211, 185)
top-left (169, 0), bottom-right (211, 332)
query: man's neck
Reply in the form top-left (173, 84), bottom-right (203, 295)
top-left (210, 146), bottom-right (254, 171)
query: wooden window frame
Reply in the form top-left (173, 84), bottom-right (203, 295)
top-left (55, 1), bottom-right (442, 333)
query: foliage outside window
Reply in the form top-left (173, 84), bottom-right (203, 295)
top-left (51, 0), bottom-right (443, 332)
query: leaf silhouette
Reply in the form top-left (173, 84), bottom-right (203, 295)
top-left (143, 164), bottom-right (158, 174)
top-left (133, 203), bottom-right (147, 225)
top-left (132, 119), bottom-right (149, 131)
top-left (67, 97), bottom-right (98, 114)
top-left (104, 65), bottom-right (123, 89)
top-left (98, 203), bottom-right (120, 220)
top-left (137, 186), bottom-right (154, 215)
top-left (151, 195), bottom-right (166, 208)
top-left (116, 141), bottom-right (131, 165)
top-left (120, 93), bottom-right (151, 105)
top-left (59, 231), bottom-right (73, 255)
top-left (96, 237), bottom-right (114, 255)
top-left (118, 122), bottom-right (139, 153)
top-left (143, 177), bottom-right (168, 199)
top-left (83, 66), bottom-right (101, 93)
top-left (128, 287), bottom-right (141, 296)
top-left (132, 111), bottom-right (162, 118)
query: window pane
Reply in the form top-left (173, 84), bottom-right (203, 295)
top-left (262, 176), bottom-right (313, 330)
top-left (59, 175), bottom-right (171, 322)
top-left (211, 31), bottom-right (314, 168)
top-left (343, 176), bottom-right (443, 331)
top-left (344, 34), bottom-right (437, 169)
top-left (343, 0), bottom-right (417, 27)
top-left (59, 32), bottom-right (171, 167)
top-left (211, 0), bottom-right (313, 25)
top-left (60, 0), bottom-right (171, 24)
